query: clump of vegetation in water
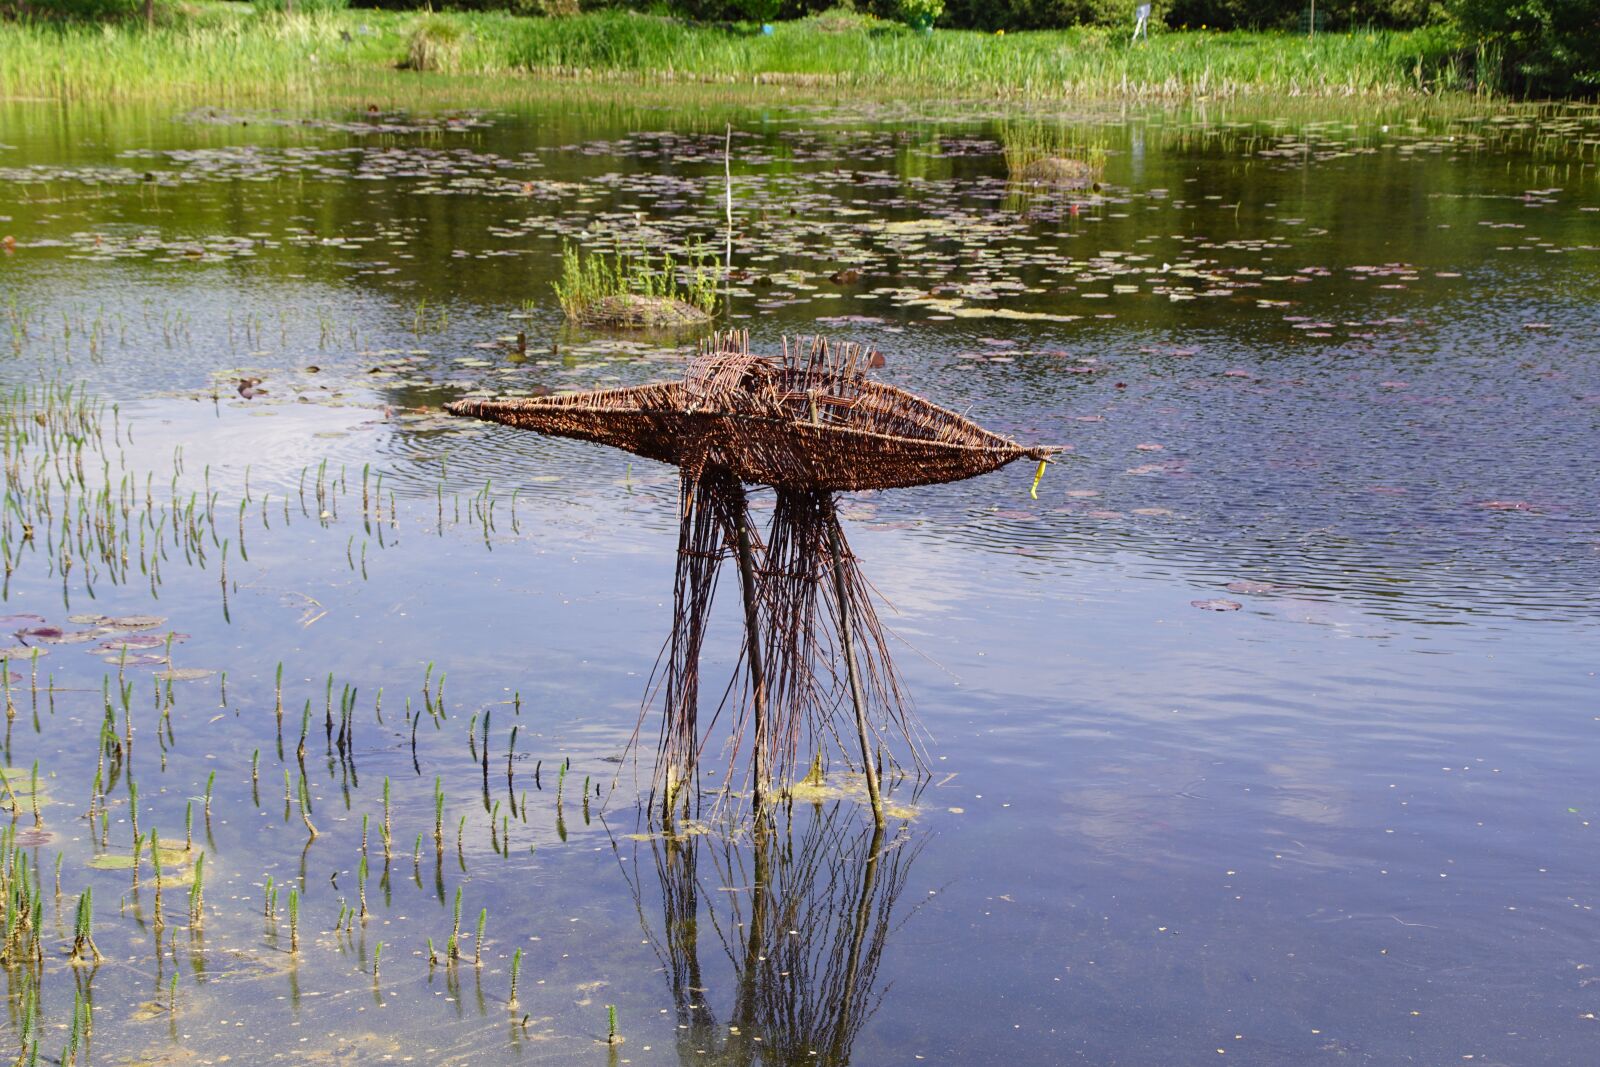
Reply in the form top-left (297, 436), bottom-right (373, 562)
top-left (406, 15), bottom-right (465, 73)
top-left (1001, 121), bottom-right (1108, 188)
top-left (553, 242), bottom-right (719, 329)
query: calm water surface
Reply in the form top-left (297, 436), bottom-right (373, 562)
top-left (0, 92), bottom-right (1596, 1065)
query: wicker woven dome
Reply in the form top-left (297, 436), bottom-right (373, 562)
top-left (446, 337), bottom-right (1054, 491)
top-left (445, 333), bottom-right (1056, 824)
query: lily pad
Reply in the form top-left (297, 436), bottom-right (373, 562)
top-left (1224, 580), bottom-right (1280, 595)
top-left (101, 653), bottom-right (169, 668)
top-left (0, 767), bottom-right (51, 805)
top-left (106, 615), bottom-right (166, 630)
top-left (155, 668), bottom-right (214, 682)
top-left (88, 846), bottom-right (196, 886)
top-left (35, 629), bottom-right (101, 644)
top-left (97, 634), bottom-right (165, 651)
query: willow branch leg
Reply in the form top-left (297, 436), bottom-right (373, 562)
top-left (828, 519), bottom-right (885, 829)
top-left (733, 493), bottom-right (768, 809)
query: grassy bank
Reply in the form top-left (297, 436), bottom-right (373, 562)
top-left (0, 3), bottom-right (1472, 103)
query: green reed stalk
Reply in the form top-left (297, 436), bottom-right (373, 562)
top-left (189, 852), bottom-right (205, 929)
top-left (150, 829), bottom-right (164, 929)
top-left (298, 775), bottom-right (317, 840)
top-left (450, 887), bottom-right (462, 958)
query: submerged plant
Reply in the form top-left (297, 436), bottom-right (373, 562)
top-left (70, 887), bottom-right (100, 963)
top-left (189, 852), bottom-right (205, 928)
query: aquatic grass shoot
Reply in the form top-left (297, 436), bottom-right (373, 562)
top-left (553, 241), bottom-right (720, 327)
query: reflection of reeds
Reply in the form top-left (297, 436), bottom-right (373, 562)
top-left (625, 803), bottom-right (921, 1066)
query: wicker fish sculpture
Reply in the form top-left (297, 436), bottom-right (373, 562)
top-left (447, 332), bottom-right (1056, 824)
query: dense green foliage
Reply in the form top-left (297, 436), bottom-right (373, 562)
top-left (345, 0), bottom-right (1436, 31)
top-left (897, 0), bottom-right (942, 29)
top-left (941, 0), bottom-right (1161, 32)
top-left (255, 0), bottom-right (350, 13)
top-left (1165, 0), bottom-right (1434, 32)
top-left (0, 0), bottom-right (147, 19)
top-left (7, 0), bottom-right (1589, 101)
top-left (0, 4), bottom-right (1472, 102)
top-left (1447, 0), bottom-right (1598, 95)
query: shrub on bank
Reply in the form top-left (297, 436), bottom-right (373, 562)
top-left (1448, 0), bottom-right (1598, 96)
top-left (940, 0), bottom-right (1164, 32)
top-left (342, 0), bottom-right (1436, 32)
top-left (1165, 0), bottom-right (1434, 32)
top-left (0, 0), bottom-right (161, 19)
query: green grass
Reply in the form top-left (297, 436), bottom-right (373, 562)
top-left (553, 243), bottom-right (719, 325)
top-left (0, 2), bottom-right (1475, 103)
top-left (405, 15), bottom-right (467, 74)
top-left (1000, 120), bottom-right (1109, 180)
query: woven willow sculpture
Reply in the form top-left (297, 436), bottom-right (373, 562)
top-left (447, 332), bottom-right (1055, 825)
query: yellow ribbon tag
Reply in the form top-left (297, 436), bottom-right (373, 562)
top-left (1029, 459), bottom-right (1048, 500)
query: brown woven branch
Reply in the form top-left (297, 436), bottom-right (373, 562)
top-left (447, 332), bottom-right (1052, 816)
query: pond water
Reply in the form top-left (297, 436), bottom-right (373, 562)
top-left (0, 91), bottom-right (1597, 1065)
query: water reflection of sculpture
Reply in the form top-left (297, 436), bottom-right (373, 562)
top-left (622, 803), bottom-right (923, 1067)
